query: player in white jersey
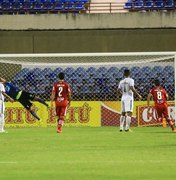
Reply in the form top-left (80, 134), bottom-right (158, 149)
top-left (0, 82), bottom-right (14, 133)
top-left (117, 69), bottom-right (142, 132)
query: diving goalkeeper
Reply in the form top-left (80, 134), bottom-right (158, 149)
top-left (0, 76), bottom-right (48, 120)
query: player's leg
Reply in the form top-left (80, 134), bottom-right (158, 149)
top-left (33, 96), bottom-right (48, 107)
top-left (163, 106), bottom-right (175, 131)
top-left (0, 100), bottom-right (5, 133)
top-left (120, 112), bottom-right (126, 132)
top-left (18, 97), bottom-right (40, 120)
top-left (57, 106), bottom-right (67, 133)
top-left (29, 108), bottom-right (40, 120)
top-left (126, 112), bottom-right (132, 132)
top-left (125, 100), bottom-right (133, 131)
top-left (55, 105), bottom-right (63, 133)
top-left (119, 100), bottom-right (126, 131)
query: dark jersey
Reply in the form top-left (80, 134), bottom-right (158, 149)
top-left (5, 82), bottom-right (20, 100)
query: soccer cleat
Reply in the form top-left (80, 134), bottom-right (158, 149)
top-left (57, 128), bottom-right (62, 133)
top-left (0, 130), bottom-right (8, 133)
top-left (119, 129), bottom-right (123, 132)
top-left (125, 129), bottom-right (133, 132)
top-left (172, 129), bottom-right (176, 133)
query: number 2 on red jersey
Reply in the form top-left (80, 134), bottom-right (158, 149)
top-left (58, 87), bottom-right (63, 97)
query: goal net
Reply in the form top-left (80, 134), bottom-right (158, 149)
top-left (0, 52), bottom-right (175, 128)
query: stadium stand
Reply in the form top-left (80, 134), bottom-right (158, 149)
top-left (124, 0), bottom-right (175, 11)
top-left (0, 0), bottom-right (89, 14)
top-left (11, 65), bottom-right (174, 101)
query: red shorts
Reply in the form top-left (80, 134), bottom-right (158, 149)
top-left (55, 100), bottom-right (68, 117)
top-left (55, 106), bottom-right (68, 117)
top-left (155, 104), bottom-right (169, 119)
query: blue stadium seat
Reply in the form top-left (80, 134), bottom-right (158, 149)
top-left (165, 0), bottom-right (174, 8)
top-left (163, 65), bottom-right (174, 73)
top-left (64, 67), bottom-right (75, 75)
top-left (103, 72), bottom-right (114, 79)
top-left (107, 67), bottom-right (119, 74)
top-left (97, 67), bottom-right (108, 75)
top-left (86, 78), bottom-right (94, 84)
top-left (52, 1), bottom-right (63, 11)
top-left (32, 68), bottom-right (43, 76)
top-left (81, 72), bottom-right (90, 79)
top-left (87, 67), bottom-right (96, 75)
top-left (153, 0), bottom-right (164, 8)
top-left (143, 1), bottom-right (154, 8)
top-left (53, 67), bottom-right (63, 75)
top-left (80, 84), bottom-right (90, 94)
top-left (74, 67), bottom-right (86, 75)
top-left (152, 66), bottom-right (162, 73)
top-left (124, 0), bottom-right (133, 9)
top-left (28, 86), bottom-right (36, 94)
top-left (41, 68), bottom-right (53, 76)
top-left (2, 2), bottom-right (12, 14)
top-left (22, 2), bottom-right (33, 13)
top-left (133, 0), bottom-right (144, 8)
top-left (141, 66), bottom-right (152, 74)
top-left (43, 1), bottom-right (53, 11)
top-left (131, 66), bottom-right (140, 74)
top-left (119, 66), bottom-right (128, 73)
top-left (75, 2), bottom-right (85, 10)
top-left (32, 2), bottom-right (43, 13)
top-left (93, 73), bottom-right (102, 79)
top-left (64, 1), bottom-right (74, 10)
top-left (71, 76), bottom-right (82, 84)
top-left (12, 2), bottom-right (22, 13)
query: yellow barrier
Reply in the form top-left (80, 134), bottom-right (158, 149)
top-left (4, 101), bottom-right (175, 127)
top-left (4, 101), bottom-right (101, 128)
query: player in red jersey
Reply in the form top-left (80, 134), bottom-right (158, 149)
top-left (51, 72), bottom-right (71, 133)
top-left (147, 79), bottom-right (176, 132)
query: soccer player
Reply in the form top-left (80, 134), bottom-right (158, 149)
top-left (0, 82), bottom-right (14, 133)
top-left (51, 72), bottom-right (71, 133)
top-left (147, 79), bottom-right (176, 132)
top-left (117, 69), bottom-right (142, 132)
top-left (0, 76), bottom-right (48, 120)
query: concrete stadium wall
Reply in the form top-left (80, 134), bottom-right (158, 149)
top-left (0, 12), bottom-right (176, 53)
top-left (0, 29), bottom-right (176, 53)
top-left (0, 12), bottom-right (176, 30)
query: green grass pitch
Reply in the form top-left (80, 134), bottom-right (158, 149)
top-left (0, 126), bottom-right (176, 180)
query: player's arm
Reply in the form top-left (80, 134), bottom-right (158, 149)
top-left (1, 91), bottom-right (14, 102)
top-left (0, 76), bottom-right (7, 83)
top-left (147, 92), bottom-right (153, 111)
top-left (117, 82), bottom-right (122, 97)
top-left (68, 93), bottom-right (71, 107)
top-left (50, 85), bottom-right (56, 107)
top-left (164, 90), bottom-right (169, 100)
top-left (130, 86), bottom-right (142, 100)
top-left (67, 85), bottom-right (71, 107)
top-left (117, 88), bottom-right (122, 96)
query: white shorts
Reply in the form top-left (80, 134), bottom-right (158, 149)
top-left (0, 100), bottom-right (5, 114)
top-left (121, 99), bottom-right (133, 113)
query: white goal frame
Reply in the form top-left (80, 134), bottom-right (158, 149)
top-left (0, 51), bottom-right (175, 126)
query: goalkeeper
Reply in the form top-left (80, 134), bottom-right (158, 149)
top-left (0, 76), bottom-right (48, 120)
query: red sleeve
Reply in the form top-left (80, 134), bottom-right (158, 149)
top-left (163, 88), bottom-right (168, 100)
top-left (68, 84), bottom-right (71, 94)
top-left (149, 88), bottom-right (153, 95)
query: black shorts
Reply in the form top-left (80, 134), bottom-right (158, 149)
top-left (18, 91), bottom-right (35, 110)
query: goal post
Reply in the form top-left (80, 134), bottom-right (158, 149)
top-left (0, 52), bottom-right (175, 128)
